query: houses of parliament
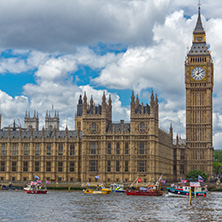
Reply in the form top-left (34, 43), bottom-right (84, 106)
top-left (0, 6), bottom-right (214, 185)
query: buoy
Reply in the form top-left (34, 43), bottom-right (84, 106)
top-left (203, 194), bottom-right (206, 197)
top-left (198, 193), bottom-right (201, 196)
top-left (178, 192), bottom-right (180, 194)
top-left (186, 193), bottom-right (189, 196)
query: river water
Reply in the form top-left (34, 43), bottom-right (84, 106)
top-left (0, 190), bottom-right (221, 222)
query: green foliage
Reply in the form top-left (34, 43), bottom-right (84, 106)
top-left (213, 150), bottom-right (222, 175)
top-left (214, 150), bottom-right (222, 162)
top-left (186, 169), bottom-right (208, 181)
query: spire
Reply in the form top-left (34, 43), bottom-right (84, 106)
top-left (108, 94), bottom-right (112, 106)
top-left (131, 90), bottom-right (135, 102)
top-left (194, 1), bottom-right (204, 34)
top-left (102, 91), bottom-right (106, 103)
top-left (83, 91), bottom-right (87, 104)
top-left (78, 95), bottom-right (82, 105)
top-left (150, 91), bottom-right (154, 102)
top-left (90, 95), bottom-right (94, 105)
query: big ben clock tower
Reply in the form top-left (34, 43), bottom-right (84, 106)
top-left (185, 4), bottom-right (214, 176)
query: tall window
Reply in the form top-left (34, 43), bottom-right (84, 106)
top-left (138, 160), bottom-right (146, 172)
top-left (12, 144), bottom-right (17, 156)
top-left (47, 145), bottom-right (51, 156)
top-left (89, 160), bottom-right (98, 172)
top-left (58, 162), bottom-right (63, 172)
top-left (12, 161), bottom-right (17, 172)
top-left (107, 143), bottom-right (111, 155)
top-left (23, 161), bottom-right (28, 172)
top-left (24, 144), bottom-right (29, 156)
top-left (58, 144), bottom-right (63, 156)
top-left (1, 162), bottom-right (5, 172)
top-left (35, 144), bottom-right (40, 155)
top-left (70, 144), bottom-right (75, 156)
top-left (193, 150), bottom-right (197, 159)
top-left (180, 165), bottom-right (184, 175)
top-left (125, 143), bottom-right (129, 155)
top-left (1, 144), bottom-right (6, 156)
top-left (116, 161), bottom-right (120, 172)
top-left (200, 149), bottom-right (204, 159)
top-left (46, 162), bottom-right (51, 172)
top-left (70, 161), bottom-right (75, 172)
top-left (138, 142), bottom-right (146, 154)
top-left (116, 143), bottom-right (120, 155)
top-left (140, 122), bottom-right (145, 132)
top-left (107, 161), bottom-right (111, 172)
top-left (90, 142), bottom-right (98, 154)
top-left (173, 149), bottom-right (177, 160)
top-left (92, 123), bottom-right (97, 132)
top-left (180, 150), bottom-right (185, 160)
top-left (125, 161), bottom-right (128, 172)
top-left (35, 162), bottom-right (39, 172)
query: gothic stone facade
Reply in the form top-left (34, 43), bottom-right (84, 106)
top-left (0, 91), bottom-right (177, 185)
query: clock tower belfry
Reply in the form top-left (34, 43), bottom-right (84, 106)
top-left (185, 5), bottom-right (214, 176)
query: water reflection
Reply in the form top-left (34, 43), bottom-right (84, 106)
top-left (0, 191), bottom-right (221, 221)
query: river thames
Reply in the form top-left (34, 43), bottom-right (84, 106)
top-left (0, 191), bottom-right (221, 222)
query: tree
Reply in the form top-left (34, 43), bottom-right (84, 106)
top-left (214, 162), bottom-right (222, 175)
top-left (186, 169), bottom-right (208, 181)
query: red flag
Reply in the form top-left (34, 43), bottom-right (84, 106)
top-left (137, 178), bottom-right (142, 182)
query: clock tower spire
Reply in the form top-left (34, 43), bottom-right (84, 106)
top-left (185, 3), bottom-right (214, 178)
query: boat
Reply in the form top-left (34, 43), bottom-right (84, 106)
top-left (25, 182), bottom-right (47, 194)
top-left (110, 183), bottom-right (126, 193)
top-left (126, 177), bottom-right (163, 196)
top-left (167, 182), bottom-right (207, 197)
top-left (83, 184), bottom-right (111, 194)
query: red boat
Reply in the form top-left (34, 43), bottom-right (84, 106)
top-left (126, 176), bottom-right (163, 196)
top-left (25, 182), bottom-right (47, 194)
top-left (126, 185), bottom-right (163, 196)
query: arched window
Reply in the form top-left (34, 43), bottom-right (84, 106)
top-left (140, 122), bottom-right (145, 132)
top-left (92, 123), bottom-right (97, 132)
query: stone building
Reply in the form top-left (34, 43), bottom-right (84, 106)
top-left (0, 6), bottom-right (214, 185)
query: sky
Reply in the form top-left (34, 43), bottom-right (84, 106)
top-left (0, 0), bottom-right (222, 149)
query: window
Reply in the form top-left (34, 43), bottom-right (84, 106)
top-left (116, 161), bottom-right (120, 172)
top-left (35, 162), bottom-right (39, 172)
top-left (180, 165), bottom-right (184, 175)
top-left (35, 144), bottom-right (40, 156)
top-left (58, 177), bottom-right (62, 182)
top-left (173, 149), bottom-right (177, 160)
top-left (138, 142), bottom-right (146, 154)
top-left (107, 161), bottom-right (111, 172)
top-left (58, 162), bottom-right (63, 172)
top-left (89, 160), bottom-right (98, 172)
top-left (47, 145), bottom-right (51, 155)
top-left (173, 165), bottom-right (177, 175)
top-left (193, 150), bottom-right (197, 159)
top-left (200, 150), bottom-right (204, 159)
top-left (70, 161), bottom-right (74, 172)
top-left (180, 150), bottom-right (185, 160)
top-left (1, 144), bottom-right (6, 156)
top-left (116, 143), bottom-right (120, 155)
top-left (23, 177), bottom-right (27, 181)
top-left (138, 160), bottom-right (146, 172)
top-left (125, 161), bottom-right (128, 172)
top-left (70, 144), bottom-right (75, 156)
top-left (0, 177), bottom-right (4, 180)
top-left (24, 144), bottom-right (29, 156)
top-left (125, 143), bottom-right (129, 155)
top-left (70, 177), bottom-right (73, 182)
top-left (92, 123), bottom-right (97, 132)
top-left (140, 122), bottom-right (145, 132)
top-left (90, 142), bottom-right (98, 155)
top-left (12, 144), bottom-right (17, 156)
top-left (1, 162), bottom-right (5, 172)
top-left (12, 177), bottom-right (15, 181)
top-left (12, 161), bottom-right (17, 172)
top-left (107, 143), bottom-right (111, 155)
top-left (46, 162), bottom-right (51, 172)
top-left (58, 144), bottom-right (63, 156)
top-left (23, 161), bottom-right (28, 172)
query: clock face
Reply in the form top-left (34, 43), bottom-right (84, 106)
top-left (191, 67), bottom-right (205, 80)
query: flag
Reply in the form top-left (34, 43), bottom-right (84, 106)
top-left (46, 180), bottom-right (51, 184)
top-left (95, 176), bottom-right (99, 179)
top-left (160, 179), bottom-right (166, 184)
top-left (87, 182), bottom-right (90, 186)
top-left (37, 180), bottom-right (42, 184)
top-left (181, 179), bottom-right (188, 183)
top-left (34, 175), bottom-right (40, 180)
top-left (198, 175), bottom-right (203, 183)
top-left (137, 178), bottom-right (142, 182)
